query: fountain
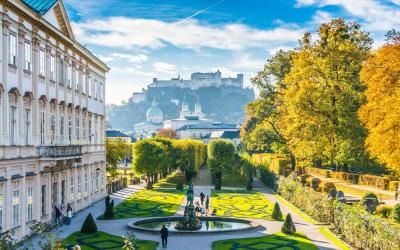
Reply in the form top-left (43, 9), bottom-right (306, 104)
top-left (128, 181), bottom-right (260, 234)
top-left (174, 181), bottom-right (202, 230)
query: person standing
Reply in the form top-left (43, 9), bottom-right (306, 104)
top-left (54, 206), bottom-right (62, 226)
top-left (160, 225), bottom-right (169, 248)
top-left (396, 185), bottom-right (400, 200)
top-left (200, 192), bottom-right (205, 205)
top-left (66, 204), bottom-right (73, 225)
top-left (205, 195), bottom-right (210, 215)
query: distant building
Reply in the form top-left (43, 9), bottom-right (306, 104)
top-left (149, 70), bottom-right (244, 90)
top-left (131, 92), bottom-right (145, 103)
top-left (133, 99), bottom-right (164, 138)
top-left (209, 130), bottom-right (241, 146)
top-left (176, 122), bottom-right (239, 141)
top-left (106, 130), bottom-right (132, 143)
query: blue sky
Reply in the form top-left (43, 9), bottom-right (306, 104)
top-left (63, 0), bottom-right (400, 104)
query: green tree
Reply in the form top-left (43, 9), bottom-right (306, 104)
top-left (173, 140), bottom-right (196, 183)
top-left (152, 137), bottom-right (178, 175)
top-left (280, 19), bottom-right (373, 169)
top-left (106, 138), bottom-right (131, 175)
top-left (207, 139), bottom-right (235, 190)
top-left (133, 139), bottom-right (167, 188)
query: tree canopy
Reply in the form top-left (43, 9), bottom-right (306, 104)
top-left (359, 33), bottom-right (400, 175)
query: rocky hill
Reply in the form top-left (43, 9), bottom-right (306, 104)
top-left (107, 86), bottom-right (255, 131)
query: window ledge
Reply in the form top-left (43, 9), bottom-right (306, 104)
top-left (39, 75), bottom-right (45, 80)
top-left (8, 64), bottom-right (17, 69)
top-left (50, 79), bottom-right (56, 84)
top-left (23, 69), bottom-right (32, 74)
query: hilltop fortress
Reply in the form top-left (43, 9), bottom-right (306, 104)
top-left (148, 70), bottom-right (244, 90)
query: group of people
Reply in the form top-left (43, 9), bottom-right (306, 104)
top-left (54, 204), bottom-right (73, 226)
top-left (194, 192), bottom-right (210, 216)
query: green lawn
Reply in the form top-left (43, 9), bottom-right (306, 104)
top-left (64, 231), bottom-right (158, 250)
top-left (211, 189), bottom-right (275, 219)
top-left (153, 171), bottom-right (186, 189)
top-left (98, 189), bottom-right (184, 219)
top-left (212, 232), bottom-right (318, 250)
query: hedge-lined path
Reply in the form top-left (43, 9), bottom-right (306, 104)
top-left (26, 171), bottom-right (342, 250)
top-left (307, 174), bottom-right (400, 206)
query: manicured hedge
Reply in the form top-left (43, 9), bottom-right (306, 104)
top-left (305, 166), bottom-right (332, 178)
top-left (252, 153), bottom-right (289, 175)
top-left (277, 177), bottom-right (400, 250)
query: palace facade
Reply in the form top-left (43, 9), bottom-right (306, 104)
top-left (0, 0), bottom-right (109, 239)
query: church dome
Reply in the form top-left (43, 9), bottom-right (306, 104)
top-left (146, 100), bottom-right (163, 123)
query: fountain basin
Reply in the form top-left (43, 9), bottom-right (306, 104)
top-left (128, 216), bottom-right (259, 234)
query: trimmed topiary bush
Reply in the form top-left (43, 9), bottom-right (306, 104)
top-left (376, 205), bottom-right (393, 219)
top-left (361, 193), bottom-right (379, 213)
top-left (281, 213), bottom-right (296, 234)
top-left (271, 202), bottom-right (283, 221)
top-left (215, 178), bottom-right (221, 190)
top-left (246, 179), bottom-right (253, 191)
top-left (176, 181), bottom-right (184, 190)
top-left (81, 213), bottom-right (97, 233)
top-left (393, 204), bottom-right (400, 222)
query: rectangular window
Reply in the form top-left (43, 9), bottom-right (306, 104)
top-left (12, 190), bottom-right (20, 228)
top-left (50, 56), bottom-right (55, 80)
top-left (76, 118), bottom-right (80, 143)
top-left (99, 82), bottom-right (103, 101)
top-left (10, 106), bottom-right (17, 145)
top-left (82, 119), bottom-right (86, 143)
top-left (9, 33), bottom-right (17, 65)
top-left (70, 176), bottom-right (74, 201)
top-left (25, 109), bottom-right (31, 145)
top-left (84, 173), bottom-right (88, 194)
top-left (60, 60), bottom-right (65, 85)
top-left (81, 74), bottom-right (86, 94)
top-left (60, 115), bottom-right (64, 144)
top-left (67, 66), bottom-right (72, 87)
top-left (39, 50), bottom-right (45, 76)
top-left (40, 111), bottom-right (45, 145)
top-left (94, 80), bottom-right (98, 99)
top-left (77, 174), bottom-right (81, 199)
top-left (88, 78), bottom-right (92, 97)
top-left (41, 185), bottom-right (46, 217)
top-left (24, 42), bottom-right (31, 71)
top-left (0, 194), bottom-right (3, 232)
top-left (68, 115), bottom-right (72, 144)
top-left (89, 119), bottom-right (92, 144)
top-left (50, 114), bottom-right (56, 145)
top-left (75, 70), bottom-right (79, 91)
top-left (27, 187), bottom-right (33, 222)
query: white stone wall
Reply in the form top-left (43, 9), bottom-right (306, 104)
top-left (0, 1), bottom-right (108, 240)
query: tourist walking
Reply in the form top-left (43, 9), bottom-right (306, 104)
top-left (54, 206), bottom-right (62, 226)
top-left (396, 185), bottom-right (400, 200)
top-left (66, 204), bottom-right (73, 225)
top-left (160, 225), bottom-right (169, 248)
top-left (200, 192), bottom-right (205, 205)
top-left (205, 195), bottom-right (209, 215)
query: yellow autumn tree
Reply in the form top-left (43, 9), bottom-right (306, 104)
top-left (279, 19), bottom-right (373, 168)
top-left (359, 33), bottom-right (400, 174)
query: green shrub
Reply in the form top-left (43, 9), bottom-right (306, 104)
top-left (246, 179), bottom-right (253, 191)
top-left (81, 213), bottom-right (97, 233)
top-left (176, 181), bottom-right (184, 190)
top-left (281, 213), bottom-right (296, 234)
top-left (361, 193), bottom-right (379, 213)
top-left (103, 196), bottom-right (114, 219)
top-left (258, 164), bottom-right (277, 190)
top-left (393, 204), bottom-right (400, 222)
top-left (376, 206), bottom-right (393, 219)
top-left (271, 202), bottom-right (283, 221)
top-left (215, 178), bottom-right (221, 190)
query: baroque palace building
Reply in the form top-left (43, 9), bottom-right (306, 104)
top-left (0, 0), bottom-right (109, 239)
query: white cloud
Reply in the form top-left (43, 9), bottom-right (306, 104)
top-left (153, 62), bottom-right (177, 74)
top-left (72, 17), bottom-right (304, 50)
top-left (296, 0), bottom-right (400, 32)
top-left (96, 53), bottom-right (148, 63)
top-left (311, 10), bottom-right (333, 25)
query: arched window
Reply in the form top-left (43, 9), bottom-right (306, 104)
top-left (50, 114), bottom-right (56, 145)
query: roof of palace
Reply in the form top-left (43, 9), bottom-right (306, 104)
top-left (210, 130), bottom-right (240, 139)
top-left (176, 122), bottom-right (238, 131)
top-left (22, 0), bottom-right (58, 15)
top-left (106, 130), bottom-right (129, 138)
